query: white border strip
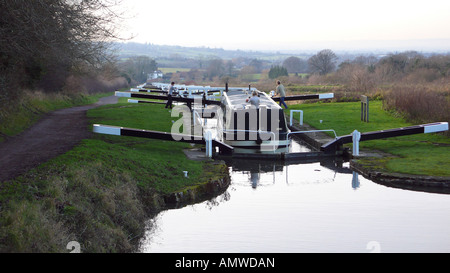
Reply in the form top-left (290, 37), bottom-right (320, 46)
top-left (93, 124), bottom-right (121, 136)
top-left (424, 122), bottom-right (448, 133)
top-left (115, 91), bottom-right (131, 97)
top-left (319, 93), bottom-right (334, 99)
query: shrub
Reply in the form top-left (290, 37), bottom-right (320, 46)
top-left (383, 84), bottom-right (450, 126)
top-left (268, 65), bottom-right (288, 79)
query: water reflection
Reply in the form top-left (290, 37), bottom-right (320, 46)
top-left (250, 172), bottom-right (260, 188)
top-left (203, 190), bottom-right (231, 210)
top-left (352, 171), bottom-right (360, 190)
top-left (139, 150), bottom-right (450, 253)
top-left (229, 156), bottom-right (355, 189)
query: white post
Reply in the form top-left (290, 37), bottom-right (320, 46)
top-left (205, 130), bottom-right (212, 157)
top-left (352, 129), bottom-right (361, 156)
top-left (290, 110), bottom-right (303, 126)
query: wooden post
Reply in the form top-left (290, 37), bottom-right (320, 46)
top-left (361, 95), bottom-right (369, 122)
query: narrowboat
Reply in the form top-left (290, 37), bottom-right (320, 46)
top-left (217, 88), bottom-right (291, 152)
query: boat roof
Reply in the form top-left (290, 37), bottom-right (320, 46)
top-left (223, 89), bottom-right (281, 110)
top-left (148, 83), bottom-right (280, 110)
top-left (151, 82), bottom-right (257, 92)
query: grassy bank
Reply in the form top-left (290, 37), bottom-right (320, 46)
top-left (0, 97), bottom-right (228, 252)
top-left (87, 98), bottom-right (224, 194)
top-left (0, 91), bottom-right (111, 142)
top-left (287, 100), bottom-right (450, 177)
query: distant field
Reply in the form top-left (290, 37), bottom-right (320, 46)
top-left (159, 67), bottom-right (192, 73)
top-left (286, 84), bottom-right (344, 93)
top-left (288, 73), bottom-right (309, 77)
top-left (240, 73), bottom-right (262, 81)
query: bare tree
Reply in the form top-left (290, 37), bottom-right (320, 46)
top-left (282, 56), bottom-right (308, 73)
top-left (0, 0), bottom-right (125, 92)
top-left (119, 56), bottom-right (157, 84)
top-left (308, 49), bottom-right (338, 75)
top-left (206, 59), bottom-right (225, 80)
top-left (248, 59), bottom-right (264, 73)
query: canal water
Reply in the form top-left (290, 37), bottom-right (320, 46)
top-left (138, 140), bottom-right (450, 253)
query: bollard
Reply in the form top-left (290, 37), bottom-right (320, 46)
top-left (352, 130), bottom-right (361, 156)
top-left (204, 130), bottom-right (213, 157)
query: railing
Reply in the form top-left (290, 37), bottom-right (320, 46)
top-left (222, 129), bottom-right (276, 142)
top-left (289, 110), bottom-right (303, 126)
top-left (222, 129), bottom-right (282, 151)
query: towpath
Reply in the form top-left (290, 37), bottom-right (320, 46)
top-left (0, 95), bottom-right (117, 182)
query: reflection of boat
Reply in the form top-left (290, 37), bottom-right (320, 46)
top-left (229, 157), bottom-right (350, 173)
top-left (218, 89), bottom-right (291, 152)
top-left (228, 156), bottom-right (352, 189)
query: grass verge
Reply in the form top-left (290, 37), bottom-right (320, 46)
top-left (0, 91), bottom-right (111, 142)
top-left (0, 97), bottom-right (228, 252)
top-left (287, 100), bottom-right (450, 177)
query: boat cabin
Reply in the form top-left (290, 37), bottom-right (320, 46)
top-left (220, 89), bottom-right (290, 150)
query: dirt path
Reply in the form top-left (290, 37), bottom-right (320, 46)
top-left (0, 95), bottom-right (118, 182)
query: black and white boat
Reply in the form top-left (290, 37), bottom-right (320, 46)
top-left (217, 88), bottom-right (291, 152)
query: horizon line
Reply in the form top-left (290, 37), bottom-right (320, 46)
top-left (119, 38), bottom-right (450, 53)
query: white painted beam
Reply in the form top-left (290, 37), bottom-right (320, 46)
top-left (319, 93), bottom-right (334, 99)
top-left (424, 122), bottom-right (449, 134)
top-left (115, 91), bottom-right (131, 97)
top-left (93, 124), bottom-right (121, 136)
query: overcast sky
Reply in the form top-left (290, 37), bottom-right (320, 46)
top-left (118, 0), bottom-right (450, 51)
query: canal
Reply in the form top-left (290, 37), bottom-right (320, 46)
top-left (138, 140), bottom-right (450, 253)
